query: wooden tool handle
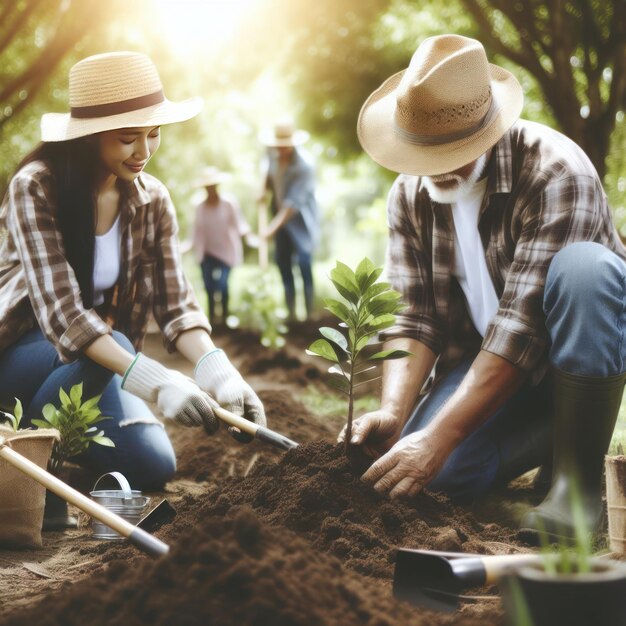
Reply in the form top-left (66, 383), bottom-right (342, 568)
top-left (481, 554), bottom-right (545, 584)
top-left (0, 442), bottom-right (169, 557)
top-left (213, 406), bottom-right (299, 451)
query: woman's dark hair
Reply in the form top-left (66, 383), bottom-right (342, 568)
top-left (16, 138), bottom-right (100, 308)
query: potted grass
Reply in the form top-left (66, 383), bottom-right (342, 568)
top-left (11, 383), bottom-right (115, 530)
top-left (306, 258), bottom-right (410, 460)
top-left (502, 479), bottom-right (626, 626)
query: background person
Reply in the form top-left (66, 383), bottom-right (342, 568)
top-left (258, 120), bottom-right (319, 322)
top-left (192, 166), bottom-right (255, 325)
top-left (344, 34), bottom-right (626, 543)
top-left (0, 52), bottom-right (266, 492)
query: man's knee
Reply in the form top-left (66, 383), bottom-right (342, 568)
top-left (110, 330), bottom-right (136, 355)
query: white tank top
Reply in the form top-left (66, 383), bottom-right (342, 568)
top-left (93, 214), bottom-right (121, 306)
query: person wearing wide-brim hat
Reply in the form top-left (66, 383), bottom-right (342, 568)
top-left (258, 120), bottom-right (319, 321)
top-left (191, 166), bottom-right (254, 325)
top-left (343, 34), bottom-right (626, 544)
top-left (0, 52), bottom-right (266, 497)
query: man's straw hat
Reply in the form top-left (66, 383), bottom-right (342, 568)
top-left (259, 120), bottom-right (309, 147)
top-left (41, 51), bottom-right (202, 142)
top-left (194, 166), bottom-right (230, 188)
top-left (357, 34), bottom-right (523, 176)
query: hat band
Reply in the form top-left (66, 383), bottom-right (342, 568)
top-left (70, 89), bottom-right (165, 119)
top-left (394, 98), bottom-right (500, 146)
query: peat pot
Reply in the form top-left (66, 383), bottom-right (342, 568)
top-left (605, 455), bottom-right (626, 554)
top-left (501, 558), bottom-right (626, 626)
top-left (90, 471), bottom-right (149, 540)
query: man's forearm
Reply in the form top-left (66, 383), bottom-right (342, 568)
top-left (424, 350), bottom-right (527, 452)
top-left (265, 205), bottom-right (296, 238)
top-left (379, 338), bottom-right (437, 424)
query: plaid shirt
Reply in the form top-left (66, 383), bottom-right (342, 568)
top-left (0, 161), bottom-right (210, 363)
top-left (381, 119), bottom-right (626, 383)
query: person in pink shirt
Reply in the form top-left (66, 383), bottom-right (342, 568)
top-left (192, 167), bottom-right (253, 325)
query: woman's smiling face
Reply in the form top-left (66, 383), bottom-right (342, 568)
top-left (97, 126), bottom-right (161, 182)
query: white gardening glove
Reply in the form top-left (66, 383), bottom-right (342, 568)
top-left (122, 353), bottom-right (219, 433)
top-left (194, 349), bottom-right (266, 443)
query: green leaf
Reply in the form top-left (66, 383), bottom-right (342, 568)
top-left (69, 383), bottom-right (83, 407)
top-left (355, 335), bottom-right (371, 353)
top-left (4, 414), bottom-right (17, 431)
top-left (80, 394), bottom-right (102, 412)
top-left (42, 403), bottom-right (58, 423)
top-left (13, 398), bottom-right (23, 421)
top-left (362, 281), bottom-right (392, 303)
top-left (331, 260), bottom-right (358, 288)
top-left (330, 262), bottom-right (360, 304)
top-left (363, 313), bottom-right (397, 332)
top-left (367, 292), bottom-right (404, 317)
top-left (306, 339), bottom-right (339, 363)
top-left (330, 277), bottom-right (359, 305)
top-left (31, 419), bottom-right (51, 429)
top-left (58, 386), bottom-right (71, 408)
top-left (319, 327), bottom-right (348, 352)
top-left (324, 298), bottom-right (352, 325)
top-left (368, 349), bottom-right (412, 360)
top-left (91, 435), bottom-right (115, 447)
top-left (355, 258), bottom-right (382, 292)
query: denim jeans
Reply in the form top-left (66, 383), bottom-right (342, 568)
top-left (0, 328), bottom-right (176, 490)
top-left (275, 228), bottom-right (314, 318)
top-left (200, 254), bottom-right (232, 321)
top-left (401, 242), bottom-right (626, 501)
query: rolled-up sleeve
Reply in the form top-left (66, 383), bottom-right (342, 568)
top-left (151, 188), bottom-right (211, 351)
top-left (379, 178), bottom-right (444, 354)
top-left (482, 174), bottom-right (601, 371)
top-left (6, 171), bottom-right (111, 362)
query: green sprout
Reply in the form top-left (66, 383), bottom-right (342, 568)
top-left (31, 382), bottom-right (114, 475)
top-left (0, 398), bottom-right (24, 432)
top-left (307, 258), bottom-right (410, 455)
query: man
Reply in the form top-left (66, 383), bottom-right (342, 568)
top-left (345, 34), bottom-right (626, 542)
top-left (259, 120), bottom-right (320, 321)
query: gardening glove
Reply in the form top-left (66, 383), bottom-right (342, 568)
top-left (194, 349), bottom-right (266, 443)
top-left (122, 353), bottom-right (219, 433)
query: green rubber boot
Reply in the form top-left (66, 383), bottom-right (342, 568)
top-left (519, 369), bottom-right (626, 543)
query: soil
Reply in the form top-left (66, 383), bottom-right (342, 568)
top-left (0, 322), bottom-right (541, 625)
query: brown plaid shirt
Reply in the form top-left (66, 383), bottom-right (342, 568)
top-left (381, 119), bottom-right (626, 383)
top-left (0, 161), bottom-right (210, 363)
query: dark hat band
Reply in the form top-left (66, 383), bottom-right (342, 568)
top-left (70, 89), bottom-right (164, 119)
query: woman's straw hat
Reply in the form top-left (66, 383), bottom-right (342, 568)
top-left (357, 34), bottom-right (523, 176)
top-left (194, 166), bottom-right (230, 188)
top-left (259, 120), bottom-right (309, 147)
top-left (41, 51), bottom-right (202, 142)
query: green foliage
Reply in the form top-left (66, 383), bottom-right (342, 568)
top-left (234, 269), bottom-right (288, 348)
top-left (31, 383), bottom-right (114, 476)
top-left (307, 258), bottom-right (410, 452)
top-left (0, 398), bottom-right (24, 432)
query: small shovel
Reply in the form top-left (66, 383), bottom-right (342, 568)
top-left (212, 405), bottom-right (299, 451)
top-left (0, 435), bottom-right (169, 558)
top-left (393, 548), bottom-right (546, 612)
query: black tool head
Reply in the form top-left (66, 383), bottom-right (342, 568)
top-left (137, 499), bottom-right (177, 533)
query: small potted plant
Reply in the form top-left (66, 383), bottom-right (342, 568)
top-left (29, 383), bottom-right (114, 530)
top-left (306, 258), bottom-right (410, 459)
top-left (502, 481), bottom-right (626, 626)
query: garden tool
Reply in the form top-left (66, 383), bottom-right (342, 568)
top-left (138, 498), bottom-right (177, 532)
top-left (211, 405), bottom-right (299, 451)
top-left (0, 434), bottom-right (169, 557)
top-left (393, 548), bottom-right (545, 612)
top-left (519, 369), bottom-right (626, 543)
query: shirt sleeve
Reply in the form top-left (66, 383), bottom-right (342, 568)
top-left (482, 174), bottom-right (603, 371)
top-left (151, 187), bottom-right (211, 350)
top-left (282, 161), bottom-right (315, 213)
top-left (379, 177), bottom-right (444, 354)
top-left (230, 196), bottom-right (251, 236)
top-left (6, 169), bottom-right (111, 363)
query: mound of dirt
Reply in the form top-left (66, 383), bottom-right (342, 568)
top-left (0, 507), bottom-right (499, 626)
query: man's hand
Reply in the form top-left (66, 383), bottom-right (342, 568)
top-left (361, 429), bottom-right (451, 499)
top-left (337, 409), bottom-right (404, 459)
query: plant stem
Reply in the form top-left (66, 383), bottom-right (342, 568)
top-left (345, 357), bottom-right (355, 456)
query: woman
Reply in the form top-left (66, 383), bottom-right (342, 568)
top-left (0, 51), bottom-right (265, 491)
top-left (192, 166), bottom-right (254, 325)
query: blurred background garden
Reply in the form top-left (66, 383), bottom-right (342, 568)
top-left (1, 0), bottom-right (625, 435)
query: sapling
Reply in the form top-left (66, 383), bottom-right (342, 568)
top-left (0, 398), bottom-right (24, 432)
top-left (31, 382), bottom-right (114, 476)
top-left (307, 258), bottom-right (410, 455)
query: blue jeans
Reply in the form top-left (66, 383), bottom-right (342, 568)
top-left (275, 229), bottom-right (314, 318)
top-left (0, 329), bottom-right (176, 490)
top-left (401, 242), bottom-right (626, 501)
top-left (200, 254), bottom-right (232, 321)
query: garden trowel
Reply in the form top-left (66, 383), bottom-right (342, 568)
top-left (393, 548), bottom-right (545, 612)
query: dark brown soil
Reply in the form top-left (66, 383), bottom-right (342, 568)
top-left (0, 324), bottom-right (528, 625)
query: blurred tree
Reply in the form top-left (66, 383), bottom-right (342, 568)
top-left (456, 0), bottom-right (625, 180)
top-left (0, 0), bottom-right (122, 134)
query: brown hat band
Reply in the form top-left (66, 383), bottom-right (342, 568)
top-left (71, 89), bottom-right (165, 119)
top-left (394, 98), bottom-right (500, 147)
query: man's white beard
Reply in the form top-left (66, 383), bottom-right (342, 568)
top-left (422, 152), bottom-right (488, 204)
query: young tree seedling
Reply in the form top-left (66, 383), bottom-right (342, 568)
top-left (307, 258), bottom-right (410, 455)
